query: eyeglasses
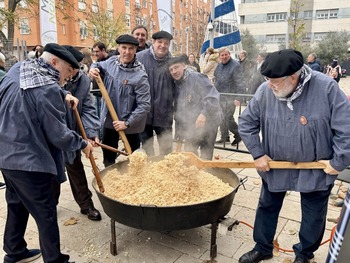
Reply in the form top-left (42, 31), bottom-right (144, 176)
top-left (264, 76), bottom-right (289, 87)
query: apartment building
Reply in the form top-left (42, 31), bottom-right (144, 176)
top-left (5, 0), bottom-right (210, 57)
top-left (238, 0), bottom-right (350, 52)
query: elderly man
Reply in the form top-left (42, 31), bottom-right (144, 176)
top-left (0, 43), bottom-right (92, 263)
top-left (214, 47), bottom-right (245, 146)
top-left (136, 30), bottom-right (175, 156)
top-left (238, 49), bottom-right (350, 263)
top-left (90, 35), bottom-right (151, 167)
top-left (168, 55), bottom-right (222, 159)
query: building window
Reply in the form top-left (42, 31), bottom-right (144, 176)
top-left (107, 0), bottom-right (112, 10)
top-left (135, 0), bottom-right (141, 8)
top-left (107, 9), bottom-right (113, 18)
top-left (92, 0), bottom-right (98, 13)
top-left (80, 21), bottom-right (87, 39)
top-left (93, 26), bottom-right (99, 40)
top-left (136, 17), bottom-right (141, 25)
top-left (316, 9), bottom-right (338, 19)
top-left (142, 0), bottom-right (147, 8)
top-left (125, 0), bottom-right (130, 7)
top-left (125, 15), bottom-right (131, 27)
top-left (266, 34), bottom-right (286, 43)
top-left (19, 18), bottom-right (30, 34)
top-left (78, 0), bottom-right (86, 11)
top-left (314, 32), bottom-right (327, 41)
top-left (62, 24), bottom-right (66, 35)
top-left (303, 10), bottom-right (313, 20)
top-left (267, 12), bottom-right (286, 22)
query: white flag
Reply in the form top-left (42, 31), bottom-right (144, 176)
top-left (40, 0), bottom-right (58, 45)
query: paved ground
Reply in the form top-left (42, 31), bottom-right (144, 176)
top-left (0, 77), bottom-right (349, 263)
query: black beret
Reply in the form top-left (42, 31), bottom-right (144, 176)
top-left (44, 43), bottom-right (80, 69)
top-left (116, 34), bottom-right (139, 46)
top-left (167, 55), bottom-right (187, 67)
top-left (62, 45), bottom-right (84, 63)
top-left (260, 49), bottom-right (304, 78)
top-left (152, 30), bottom-right (173, 40)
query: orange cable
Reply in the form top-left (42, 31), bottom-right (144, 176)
top-left (238, 221), bottom-right (336, 253)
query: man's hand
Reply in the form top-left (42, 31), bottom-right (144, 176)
top-left (66, 94), bottom-right (79, 110)
top-left (89, 68), bottom-right (100, 81)
top-left (195, 114), bottom-right (206, 128)
top-left (234, 100), bottom-right (241, 107)
top-left (254, 155), bottom-right (272, 172)
top-left (88, 137), bottom-right (100, 147)
top-left (82, 142), bottom-right (93, 158)
top-left (318, 160), bottom-right (341, 175)
top-left (113, 120), bottom-right (127, 131)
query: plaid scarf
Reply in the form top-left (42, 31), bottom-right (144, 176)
top-left (275, 65), bottom-right (312, 111)
top-left (20, 58), bottom-right (59, 90)
top-left (149, 45), bottom-right (172, 61)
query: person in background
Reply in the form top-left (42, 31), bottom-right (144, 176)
top-left (90, 42), bottom-right (110, 126)
top-left (169, 55), bottom-right (222, 159)
top-left (250, 53), bottom-right (266, 94)
top-left (132, 25), bottom-right (150, 52)
top-left (214, 47), bottom-right (245, 146)
top-left (136, 30), bottom-right (175, 156)
top-left (80, 47), bottom-right (94, 73)
top-left (188, 53), bottom-right (200, 72)
top-left (0, 43), bottom-right (92, 263)
top-left (307, 53), bottom-right (321, 72)
top-left (326, 59), bottom-right (342, 83)
top-left (59, 45), bottom-right (102, 221)
top-left (202, 50), bottom-right (219, 82)
top-left (238, 49), bottom-right (350, 263)
top-left (201, 47), bottom-right (215, 69)
top-left (90, 35), bottom-right (151, 167)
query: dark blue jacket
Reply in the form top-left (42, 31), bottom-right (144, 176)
top-left (0, 62), bottom-right (87, 181)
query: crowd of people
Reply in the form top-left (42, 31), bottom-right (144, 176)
top-left (0, 24), bottom-right (350, 263)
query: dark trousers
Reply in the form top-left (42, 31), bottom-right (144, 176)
top-left (102, 127), bottom-right (140, 167)
top-left (219, 100), bottom-right (239, 140)
top-left (65, 154), bottom-right (94, 211)
top-left (1, 169), bottom-right (70, 263)
top-left (139, 124), bottom-right (173, 156)
top-left (253, 179), bottom-right (332, 259)
top-left (184, 125), bottom-right (218, 160)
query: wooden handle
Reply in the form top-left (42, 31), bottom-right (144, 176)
top-left (96, 142), bottom-right (129, 156)
top-left (72, 105), bottom-right (105, 193)
top-left (96, 75), bottom-right (132, 155)
top-left (195, 160), bottom-right (326, 169)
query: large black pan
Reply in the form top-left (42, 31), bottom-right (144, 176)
top-left (92, 157), bottom-right (240, 232)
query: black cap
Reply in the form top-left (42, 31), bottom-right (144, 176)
top-left (261, 49), bottom-right (304, 78)
top-left (62, 45), bottom-right (84, 63)
top-left (44, 43), bottom-right (80, 69)
top-left (152, 30), bottom-right (173, 40)
top-left (167, 55), bottom-right (187, 68)
top-left (116, 34), bottom-right (139, 46)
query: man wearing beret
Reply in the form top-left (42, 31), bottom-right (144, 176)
top-left (0, 43), bottom-right (93, 263)
top-left (89, 34), bottom-right (151, 166)
top-left (238, 49), bottom-right (350, 263)
top-left (168, 55), bottom-right (223, 159)
top-left (58, 45), bottom-right (102, 221)
top-left (136, 30), bottom-right (175, 156)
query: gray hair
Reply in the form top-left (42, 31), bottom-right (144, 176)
top-left (218, 47), bottom-right (230, 54)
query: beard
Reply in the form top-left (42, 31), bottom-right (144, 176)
top-left (272, 83), bottom-right (296, 98)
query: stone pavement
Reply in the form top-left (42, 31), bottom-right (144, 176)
top-left (0, 77), bottom-right (349, 263)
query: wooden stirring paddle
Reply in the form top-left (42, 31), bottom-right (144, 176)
top-left (178, 152), bottom-right (326, 170)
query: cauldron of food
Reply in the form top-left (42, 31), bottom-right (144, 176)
top-left (92, 156), bottom-right (243, 259)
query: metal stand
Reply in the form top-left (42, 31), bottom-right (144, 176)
top-left (110, 219), bottom-right (117, 255)
top-left (210, 221), bottom-right (218, 259)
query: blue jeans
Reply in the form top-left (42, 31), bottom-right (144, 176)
top-left (253, 179), bottom-right (332, 259)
